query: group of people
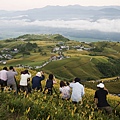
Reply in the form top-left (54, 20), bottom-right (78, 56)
top-left (0, 66), bottom-right (45, 94)
top-left (0, 66), bottom-right (112, 114)
top-left (59, 78), bottom-right (85, 104)
top-left (0, 66), bottom-right (17, 94)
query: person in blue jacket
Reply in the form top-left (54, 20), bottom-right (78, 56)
top-left (32, 71), bottom-right (45, 91)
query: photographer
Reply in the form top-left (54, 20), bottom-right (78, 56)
top-left (6, 66), bottom-right (18, 94)
top-left (19, 70), bottom-right (31, 95)
top-left (32, 71), bottom-right (45, 91)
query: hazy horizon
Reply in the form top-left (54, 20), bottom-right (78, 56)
top-left (0, 0), bottom-right (120, 11)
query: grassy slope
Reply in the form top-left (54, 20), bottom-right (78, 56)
top-left (1, 34), bottom-right (120, 81)
top-left (43, 56), bottom-right (108, 81)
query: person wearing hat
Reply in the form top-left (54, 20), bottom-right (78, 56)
top-left (94, 82), bottom-right (112, 114)
top-left (32, 71), bottom-right (45, 91)
top-left (69, 77), bottom-right (85, 104)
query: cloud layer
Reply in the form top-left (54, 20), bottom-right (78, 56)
top-left (0, 18), bottom-right (120, 33)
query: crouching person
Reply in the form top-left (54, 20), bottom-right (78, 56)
top-left (70, 77), bottom-right (85, 104)
top-left (43, 74), bottom-right (55, 95)
top-left (94, 83), bottom-right (112, 115)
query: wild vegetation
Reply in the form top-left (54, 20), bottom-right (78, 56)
top-left (0, 88), bottom-right (120, 120)
top-left (0, 68), bottom-right (120, 120)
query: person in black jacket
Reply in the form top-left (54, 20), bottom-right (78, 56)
top-left (32, 71), bottom-right (45, 91)
top-left (43, 74), bottom-right (54, 95)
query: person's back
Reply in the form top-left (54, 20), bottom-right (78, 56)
top-left (95, 89), bottom-right (110, 107)
top-left (0, 67), bottom-right (8, 81)
top-left (32, 76), bottom-right (41, 88)
top-left (7, 70), bottom-right (17, 84)
top-left (70, 78), bottom-right (85, 103)
top-left (20, 70), bottom-right (31, 86)
top-left (94, 83), bottom-right (112, 114)
top-left (19, 70), bottom-right (31, 94)
top-left (7, 66), bottom-right (17, 84)
top-left (32, 71), bottom-right (45, 91)
top-left (6, 66), bottom-right (17, 94)
top-left (46, 79), bottom-right (53, 88)
top-left (43, 74), bottom-right (54, 95)
top-left (60, 86), bottom-right (70, 100)
top-left (59, 81), bottom-right (71, 100)
top-left (0, 67), bottom-right (8, 91)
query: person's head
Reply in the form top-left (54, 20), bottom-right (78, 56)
top-left (3, 67), bottom-right (8, 71)
top-left (49, 74), bottom-right (54, 80)
top-left (36, 72), bottom-right (41, 77)
top-left (60, 81), bottom-right (66, 87)
top-left (97, 83), bottom-right (104, 89)
top-left (21, 70), bottom-right (25, 74)
top-left (24, 70), bottom-right (29, 74)
top-left (74, 77), bottom-right (80, 83)
top-left (66, 81), bottom-right (69, 86)
top-left (9, 66), bottom-right (14, 70)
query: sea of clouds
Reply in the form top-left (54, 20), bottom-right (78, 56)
top-left (0, 15), bottom-right (120, 33)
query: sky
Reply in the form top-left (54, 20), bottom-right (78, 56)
top-left (0, 0), bottom-right (120, 11)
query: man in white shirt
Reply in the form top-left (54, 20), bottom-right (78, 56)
top-left (70, 77), bottom-right (85, 104)
top-left (0, 67), bottom-right (8, 91)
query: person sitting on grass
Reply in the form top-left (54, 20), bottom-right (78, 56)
top-left (94, 82), bottom-right (112, 115)
top-left (69, 77), bottom-right (85, 104)
top-left (59, 81), bottom-right (71, 100)
top-left (43, 74), bottom-right (56, 95)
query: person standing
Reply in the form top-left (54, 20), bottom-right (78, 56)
top-left (32, 71), bottom-right (45, 91)
top-left (0, 67), bottom-right (8, 91)
top-left (70, 77), bottom-right (85, 104)
top-left (6, 66), bottom-right (18, 94)
top-left (94, 83), bottom-right (112, 114)
top-left (19, 70), bottom-right (31, 94)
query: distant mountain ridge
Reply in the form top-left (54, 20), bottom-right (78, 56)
top-left (0, 5), bottom-right (120, 20)
top-left (0, 5), bottom-right (120, 41)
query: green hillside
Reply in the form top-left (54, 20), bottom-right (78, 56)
top-left (43, 56), bottom-right (104, 81)
top-left (16, 34), bottom-right (69, 42)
